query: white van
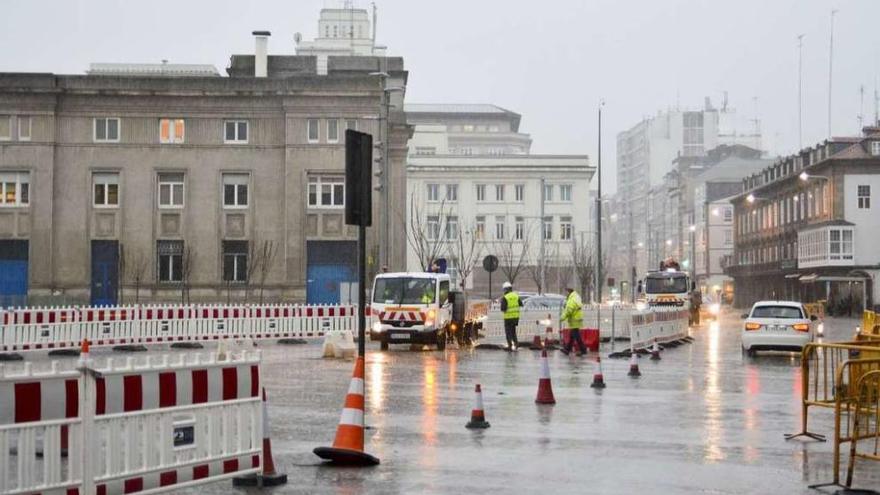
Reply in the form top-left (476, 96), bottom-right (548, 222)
top-left (369, 272), bottom-right (452, 350)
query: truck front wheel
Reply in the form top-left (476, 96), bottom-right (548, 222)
top-left (380, 340), bottom-right (389, 351)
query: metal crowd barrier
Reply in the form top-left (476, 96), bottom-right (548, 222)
top-left (0, 349), bottom-right (263, 495)
top-left (0, 303), bottom-right (357, 353)
top-left (844, 369), bottom-right (880, 489)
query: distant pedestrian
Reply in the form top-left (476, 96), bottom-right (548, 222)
top-left (560, 286), bottom-right (586, 356)
top-left (500, 281), bottom-right (521, 351)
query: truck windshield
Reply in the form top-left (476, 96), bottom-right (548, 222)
top-left (645, 275), bottom-right (688, 294)
top-left (373, 278), bottom-right (436, 305)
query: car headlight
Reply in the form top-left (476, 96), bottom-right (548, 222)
top-left (635, 302), bottom-right (647, 311)
top-left (372, 321), bottom-right (383, 333)
top-left (817, 323), bottom-right (824, 335)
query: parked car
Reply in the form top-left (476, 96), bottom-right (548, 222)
top-left (741, 301), bottom-right (817, 355)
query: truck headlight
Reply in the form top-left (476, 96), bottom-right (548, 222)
top-left (372, 321), bottom-right (383, 333)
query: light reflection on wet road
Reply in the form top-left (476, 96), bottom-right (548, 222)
top-left (173, 310), bottom-right (880, 494)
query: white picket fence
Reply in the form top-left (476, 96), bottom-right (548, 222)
top-left (1, 304), bottom-right (356, 353)
top-left (0, 349), bottom-right (263, 495)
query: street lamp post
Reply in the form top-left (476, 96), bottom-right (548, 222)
top-left (689, 224), bottom-right (696, 285)
top-left (596, 100), bottom-right (604, 304)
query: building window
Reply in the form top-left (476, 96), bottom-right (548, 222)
top-left (858, 185), bottom-right (871, 209)
top-left (495, 216), bottom-right (505, 240)
top-left (224, 120), bottom-right (248, 144)
top-left (0, 115), bottom-right (10, 140)
top-left (475, 216), bottom-right (485, 240)
top-left (94, 118), bottom-right (120, 143)
top-left (427, 183), bottom-right (439, 202)
top-left (515, 184), bottom-right (525, 202)
top-left (543, 184), bottom-right (554, 202)
top-left (560, 184), bottom-right (572, 202)
top-left (543, 216), bottom-right (553, 240)
top-left (0, 172), bottom-right (29, 207)
top-left (515, 217), bottom-right (524, 240)
top-left (222, 240), bottom-right (248, 283)
top-left (723, 207), bottom-right (732, 222)
top-left (495, 184), bottom-right (505, 201)
top-left (415, 146), bottom-right (436, 155)
top-left (427, 216), bottom-right (440, 240)
top-left (157, 240), bottom-right (183, 283)
top-left (160, 118), bottom-right (185, 144)
top-left (560, 216), bottom-right (572, 240)
top-left (17, 116), bottom-right (31, 141)
top-left (724, 228), bottom-right (733, 246)
top-left (223, 173), bottom-right (249, 208)
top-left (475, 184), bottom-right (486, 202)
top-left (445, 216), bottom-right (459, 240)
top-left (158, 173), bottom-right (185, 208)
top-left (446, 184), bottom-right (458, 202)
top-left (307, 176), bottom-right (344, 208)
top-left (872, 141), bottom-right (880, 156)
top-left (93, 173), bottom-right (119, 207)
top-left (307, 119), bottom-right (319, 143)
top-left (327, 119), bottom-right (339, 143)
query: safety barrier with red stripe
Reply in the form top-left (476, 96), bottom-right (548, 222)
top-left (629, 308), bottom-right (690, 350)
top-left (0, 304), bottom-right (357, 353)
top-left (0, 349), bottom-right (263, 495)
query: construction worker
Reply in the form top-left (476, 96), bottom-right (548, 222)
top-left (499, 281), bottom-right (521, 351)
top-left (421, 283), bottom-right (436, 304)
top-left (560, 286), bottom-right (586, 356)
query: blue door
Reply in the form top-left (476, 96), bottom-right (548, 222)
top-left (0, 240), bottom-right (28, 308)
top-left (91, 240), bottom-right (119, 306)
top-left (306, 241), bottom-right (357, 305)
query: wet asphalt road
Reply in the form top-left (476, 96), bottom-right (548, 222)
top-left (175, 309), bottom-right (879, 495)
top-left (12, 310), bottom-right (878, 494)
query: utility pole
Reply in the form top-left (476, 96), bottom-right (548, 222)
top-left (539, 177), bottom-right (546, 293)
top-left (596, 100), bottom-right (604, 305)
top-left (797, 34), bottom-right (805, 149)
top-left (828, 9), bottom-right (838, 138)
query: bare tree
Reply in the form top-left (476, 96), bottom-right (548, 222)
top-left (493, 223), bottom-right (532, 286)
top-left (180, 245), bottom-right (196, 304)
top-left (404, 193), bottom-right (449, 271)
top-left (570, 237), bottom-right (594, 301)
top-left (449, 220), bottom-right (483, 291)
top-left (255, 239), bottom-right (279, 304)
top-left (121, 245), bottom-right (149, 305)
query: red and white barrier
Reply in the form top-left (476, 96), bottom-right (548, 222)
top-left (0, 303), bottom-right (357, 353)
top-left (629, 308), bottom-right (689, 350)
top-left (0, 348), bottom-right (264, 495)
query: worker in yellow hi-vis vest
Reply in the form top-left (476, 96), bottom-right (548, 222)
top-left (499, 281), bottom-right (521, 351)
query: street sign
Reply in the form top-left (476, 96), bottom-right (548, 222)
top-left (345, 130), bottom-right (372, 227)
top-left (482, 255), bottom-right (499, 273)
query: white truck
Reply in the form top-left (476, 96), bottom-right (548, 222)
top-left (368, 272), bottom-right (454, 350)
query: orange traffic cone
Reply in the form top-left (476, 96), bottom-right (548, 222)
top-left (590, 356), bottom-right (606, 389)
top-left (314, 356), bottom-right (380, 465)
top-left (465, 384), bottom-right (491, 429)
top-left (535, 349), bottom-right (556, 404)
top-left (650, 340), bottom-right (662, 361)
top-left (627, 352), bottom-right (642, 377)
top-left (531, 334), bottom-right (543, 350)
top-left (234, 388), bottom-right (288, 486)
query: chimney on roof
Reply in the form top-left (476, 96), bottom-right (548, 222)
top-left (253, 30), bottom-right (271, 77)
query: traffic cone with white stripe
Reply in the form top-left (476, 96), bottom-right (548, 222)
top-left (465, 384), bottom-right (491, 429)
top-left (535, 349), bottom-right (556, 404)
top-left (590, 356), bottom-right (606, 389)
top-left (314, 356), bottom-right (380, 465)
top-left (627, 352), bottom-right (642, 377)
top-left (234, 388), bottom-right (288, 486)
top-left (650, 340), bottom-right (662, 361)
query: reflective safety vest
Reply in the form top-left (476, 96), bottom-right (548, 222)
top-left (561, 291), bottom-right (584, 329)
top-left (503, 291), bottom-right (521, 320)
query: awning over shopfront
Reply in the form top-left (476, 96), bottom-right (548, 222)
top-left (785, 273), bottom-right (801, 279)
top-left (799, 273), bottom-right (818, 282)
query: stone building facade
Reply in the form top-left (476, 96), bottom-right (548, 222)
top-left (0, 48), bottom-right (410, 306)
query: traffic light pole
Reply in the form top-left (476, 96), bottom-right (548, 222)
top-left (358, 223), bottom-right (366, 357)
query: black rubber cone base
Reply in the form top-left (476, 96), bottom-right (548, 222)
top-left (466, 419), bottom-right (490, 429)
top-left (628, 368), bottom-right (642, 377)
top-left (232, 472), bottom-right (288, 487)
top-left (313, 446), bottom-right (380, 466)
top-left (590, 381), bottom-right (606, 389)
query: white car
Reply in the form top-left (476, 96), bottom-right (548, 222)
top-left (741, 301), bottom-right (817, 355)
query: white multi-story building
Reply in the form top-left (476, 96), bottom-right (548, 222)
top-left (294, 1), bottom-right (387, 74)
top-left (405, 104), bottom-right (593, 296)
top-left (612, 97), bottom-right (762, 285)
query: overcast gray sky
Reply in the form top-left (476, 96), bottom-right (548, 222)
top-left (2, 0), bottom-right (878, 194)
